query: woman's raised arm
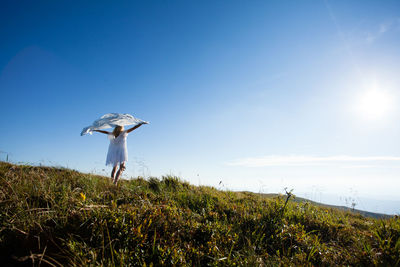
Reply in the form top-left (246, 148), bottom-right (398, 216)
top-left (94, 130), bottom-right (111, 134)
top-left (126, 122), bottom-right (147, 133)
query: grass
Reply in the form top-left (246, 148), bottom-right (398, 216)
top-left (0, 161), bottom-right (399, 266)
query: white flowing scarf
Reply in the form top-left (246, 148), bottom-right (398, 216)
top-left (81, 113), bottom-right (148, 136)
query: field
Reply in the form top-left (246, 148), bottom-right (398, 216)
top-left (0, 161), bottom-right (399, 266)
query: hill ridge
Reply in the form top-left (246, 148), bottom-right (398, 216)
top-left (250, 192), bottom-right (392, 219)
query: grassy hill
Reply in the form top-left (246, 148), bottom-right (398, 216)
top-left (0, 162), bottom-right (399, 266)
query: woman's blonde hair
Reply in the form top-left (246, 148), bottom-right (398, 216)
top-left (112, 126), bottom-right (124, 137)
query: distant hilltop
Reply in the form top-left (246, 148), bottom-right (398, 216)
top-left (252, 192), bottom-right (392, 219)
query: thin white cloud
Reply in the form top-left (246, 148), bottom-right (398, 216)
top-left (365, 19), bottom-right (399, 44)
top-left (226, 155), bottom-right (400, 167)
top-left (379, 22), bottom-right (390, 34)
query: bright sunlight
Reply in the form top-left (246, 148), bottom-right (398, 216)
top-left (355, 86), bottom-right (394, 120)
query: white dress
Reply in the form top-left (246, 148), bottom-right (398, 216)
top-left (106, 130), bottom-right (128, 166)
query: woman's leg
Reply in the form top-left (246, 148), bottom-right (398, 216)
top-left (114, 162), bottom-right (126, 185)
top-left (111, 165), bottom-right (118, 179)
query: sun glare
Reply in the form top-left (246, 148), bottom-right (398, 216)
top-left (355, 87), bottom-right (394, 120)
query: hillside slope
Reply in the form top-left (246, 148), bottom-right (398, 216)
top-left (0, 162), bottom-right (399, 266)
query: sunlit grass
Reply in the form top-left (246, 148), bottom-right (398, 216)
top-left (0, 161), bottom-right (399, 266)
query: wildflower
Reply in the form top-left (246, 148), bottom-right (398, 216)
top-left (80, 192), bottom-right (86, 201)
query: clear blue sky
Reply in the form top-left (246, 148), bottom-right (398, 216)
top-left (1, 0), bottom-right (400, 214)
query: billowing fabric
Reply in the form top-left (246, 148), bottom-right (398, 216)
top-left (81, 113), bottom-right (147, 136)
top-left (106, 130), bottom-right (128, 166)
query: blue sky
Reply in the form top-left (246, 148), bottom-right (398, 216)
top-left (1, 0), bottom-right (400, 214)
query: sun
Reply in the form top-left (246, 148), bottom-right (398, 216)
top-left (355, 87), bottom-right (394, 120)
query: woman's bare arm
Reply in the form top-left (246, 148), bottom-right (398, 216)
top-left (94, 130), bottom-right (111, 134)
top-left (126, 122), bottom-right (147, 133)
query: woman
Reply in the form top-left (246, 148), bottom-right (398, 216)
top-left (94, 122), bottom-right (146, 184)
